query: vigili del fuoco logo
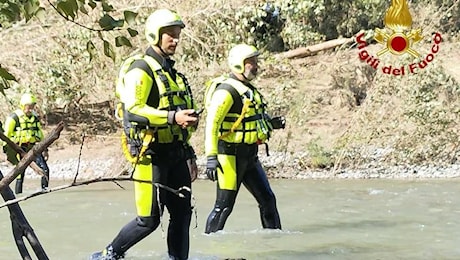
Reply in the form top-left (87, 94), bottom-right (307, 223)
top-left (355, 0), bottom-right (442, 76)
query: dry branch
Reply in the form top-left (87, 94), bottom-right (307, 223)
top-left (0, 122), bottom-right (64, 191)
top-left (275, 37), bottom-right (354, 59)
top-left (0, 176), bottom-right (191, 209)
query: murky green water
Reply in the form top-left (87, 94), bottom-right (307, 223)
top-left (1, 179), bottom-right (460, 259)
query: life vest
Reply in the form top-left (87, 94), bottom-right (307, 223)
top-left (116, 54), bottom-right (195, 162)
top-left (9, 109), bottom-right (43, 145)
top-left (205, 76), bottom-right (273, 144)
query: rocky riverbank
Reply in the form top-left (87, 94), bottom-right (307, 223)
top-left (2, 151), bottom-right (460, 182)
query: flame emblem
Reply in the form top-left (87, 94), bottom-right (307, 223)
top-left (374, 0), bottom-right (423, 57)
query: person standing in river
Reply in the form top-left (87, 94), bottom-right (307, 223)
top-left (90, 8), bottom-right (200, 260)
top-left (203, 43), bottom-right (285, 233)
top-left (3, 93), bottom-right (50, 194)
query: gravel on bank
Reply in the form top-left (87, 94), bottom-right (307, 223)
top-left (2, 151), bottom-right (460, 181)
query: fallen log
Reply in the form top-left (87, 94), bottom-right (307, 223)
top-left (274, 37), bottom-right (354, 59)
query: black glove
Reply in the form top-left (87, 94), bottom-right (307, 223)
top-left (270, 116), bottom-right (286, 129)
top-left (205, 155), bottom-right (221, 181)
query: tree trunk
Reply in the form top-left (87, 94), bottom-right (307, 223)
top-left (275, 37), bottom-right (354, 59)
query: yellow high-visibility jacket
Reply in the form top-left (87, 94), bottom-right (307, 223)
top-left (204, 75), bottom-right (273, 156)
top-left (117, 49), bottom-right (196, 144)
top-left (4, 109), bottom-right (44, 145)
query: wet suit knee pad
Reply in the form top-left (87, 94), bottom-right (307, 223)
top-left (136, 216), bottom-right (160, 229)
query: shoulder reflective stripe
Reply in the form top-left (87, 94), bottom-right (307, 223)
top-left (130, 56), bottom-right (162, 109)
top-left (204, 75), bottom-right (228, 108)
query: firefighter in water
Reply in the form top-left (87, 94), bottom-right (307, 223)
top-left (3, 93), bottom-right (50, 194)
top-left (90, 9), bottom-right (199, 260)
top-left (203, 43), bottom-right (285, 233)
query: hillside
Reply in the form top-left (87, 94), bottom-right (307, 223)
top-left (1, 1), bottom-right (460, 179)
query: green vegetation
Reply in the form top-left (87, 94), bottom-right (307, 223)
top-left (1, 0), bottom-right (459, 170)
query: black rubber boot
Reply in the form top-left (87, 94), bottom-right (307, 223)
top-left (41, 176), bottom-right (48, 190)
top-left (15, 180), bottom-right (23, 194)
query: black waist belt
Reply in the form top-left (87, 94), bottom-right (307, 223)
top-left (151, 138), bottom-right (183, 149)
top-left (218, 140), bottom-right (257, 156)
top-left (148, 140), bottom-right (194, 160)
top-left (223, 114), bottom-right (262, 123)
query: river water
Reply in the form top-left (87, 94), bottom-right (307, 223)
top-left (1, 179), bottom-right (460, 260)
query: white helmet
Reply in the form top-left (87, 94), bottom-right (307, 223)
top-left (145, 9), bottom-right (185, 46)
top-left (20, 93), bottom-right (37, 109)
top-left (228, 44), bottom-right (260, 74)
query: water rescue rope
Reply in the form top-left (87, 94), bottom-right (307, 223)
top-left (120, 128), bottom-right (154, 163)
top-left (219, 99), bottom-right (252, 139)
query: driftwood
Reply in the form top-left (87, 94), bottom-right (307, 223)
top-left (0, 122), bottom-right (63, 260)
top-left (274, 37), bottom-right (354, 59)
top-left (0, 176), bottom-right (190, 209)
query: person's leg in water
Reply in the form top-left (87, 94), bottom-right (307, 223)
top-left (90, 157), bottom-right (162, 259)
top-left (243, 159), bottom-right (281, 229)
top-left (15, 170), bottom-right (25, 194)
top-left (164, 157), bottom-right (192, 259)
top-left (205, 151), bottom-right (246, 234)
top-left (34, 153), bottom-right (49, 190)
top-left (205, 188), bottom-right (238, 233)
top-left (7, 147), bottom-right (23, 194)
